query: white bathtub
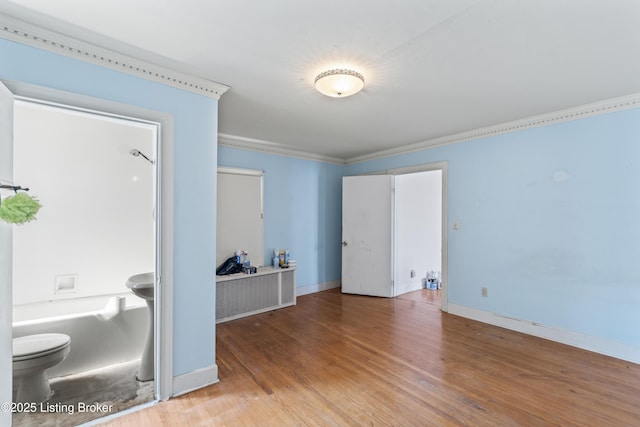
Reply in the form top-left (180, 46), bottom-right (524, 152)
top-left (12, 293), bottom-right (148, 378)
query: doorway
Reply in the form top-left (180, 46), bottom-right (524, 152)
top-left (389, 162), bottom-right (447, 310)
top-left (341, 162), bottom-right (448, 311)
top-left (394, 169), bottom-right (442, 297)
top-left (0, 80), bottom-right (175, 426)
top-left (13, 99), bottom-right (156, 426)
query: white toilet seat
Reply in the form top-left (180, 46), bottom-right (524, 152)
top-left (13, 333), bottom-right (71, 361)
top-left (12, 333), bottom-right (71, 404)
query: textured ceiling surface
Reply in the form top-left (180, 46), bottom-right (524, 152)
top-left (2, 0), bottom-right (639, 160)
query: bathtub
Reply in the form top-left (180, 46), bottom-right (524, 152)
top-left (12, 293), bottom-right (148, 378)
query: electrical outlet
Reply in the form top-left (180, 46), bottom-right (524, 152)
top-left (481, 287), bottom-right (488, 297)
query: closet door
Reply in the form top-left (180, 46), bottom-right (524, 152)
top-left (216, 167), bottom-right (264, 267)
top-left (341, 175), bottom-right (394, 297)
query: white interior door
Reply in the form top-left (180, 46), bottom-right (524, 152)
top-left (0, 81), bottom-right (14, 426)
top-left (342, 175), bottom-right (394, 297)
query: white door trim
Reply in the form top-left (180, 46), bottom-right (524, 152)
top-left (1, 79), bottom-right (175, 400)
top-left (0, 81), bottom-right (14, 427)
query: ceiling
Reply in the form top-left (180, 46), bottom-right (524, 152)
top-left (1, 0), bottom-right (639, 161)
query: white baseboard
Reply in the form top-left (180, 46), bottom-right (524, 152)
top-left (172, 364), bottom-right (219, 397)
top-left (448, 304), bottom-right (640, 365)
top-left (297, 280), bottom-right (341, 296)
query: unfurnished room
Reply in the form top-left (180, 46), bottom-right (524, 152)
top-left (0, 1), bottom-right (639, 426)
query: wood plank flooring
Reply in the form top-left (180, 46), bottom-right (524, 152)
top-left (100, 288), bottom-right (640, 426)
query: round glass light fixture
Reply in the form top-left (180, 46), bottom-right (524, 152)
top-left (314, 69), bottom-right (364, 98)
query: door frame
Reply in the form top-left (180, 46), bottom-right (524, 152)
top-left (0, 79), bottom-right (175, 400)
top-left (0, 81), bottom-right (13, 427)
top-left (381, 161), bottom-right (448, 312)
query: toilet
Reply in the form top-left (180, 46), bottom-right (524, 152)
top-left (13, 333), bottom-right (71, 404)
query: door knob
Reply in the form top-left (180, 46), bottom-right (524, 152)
top-left (342, 241), bottom-right (348, 247)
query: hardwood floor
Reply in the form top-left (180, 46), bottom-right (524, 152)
top-left (101, 288), bottom-right (640, 426)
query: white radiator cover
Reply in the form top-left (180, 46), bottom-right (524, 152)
top-left (216, 267), bottom-right (296, 323)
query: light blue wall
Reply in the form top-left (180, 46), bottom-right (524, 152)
top-left (347, 109), bottom-right (640, 348)
top-left (0, 38), bottom-right (219, 377)
top-left (5, 31), bottom-right (638, 375)
top-left (218, 147), bottom-right (343, 287)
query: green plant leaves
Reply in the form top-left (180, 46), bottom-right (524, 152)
top-left (0, 192), bottom-right (42, 224)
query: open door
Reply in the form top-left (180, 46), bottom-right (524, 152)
top-left (341, 175), bottom-right (394, 297)
top-left (0, 81), bottom-right (14, 426)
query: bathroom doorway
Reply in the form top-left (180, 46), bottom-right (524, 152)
top-left (10, 97), bottom-right (160, 426)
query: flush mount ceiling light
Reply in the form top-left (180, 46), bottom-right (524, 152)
top-left (314, 69), bottom-right (364, 98)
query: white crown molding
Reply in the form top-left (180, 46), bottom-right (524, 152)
top-left (218, 133), bottom-right (345, 165)
top-left (346, 92), bottom-right (640, 165)
top-left (0, 13), bottom-right (229, 99)
top-left (221, 92), bottom-right (640, 165)
top-left (3, 10), bottom-right (638, 161)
